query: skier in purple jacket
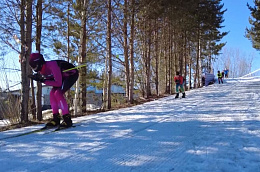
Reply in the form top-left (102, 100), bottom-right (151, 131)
top-left (28, 53), bottom-right (78, 128)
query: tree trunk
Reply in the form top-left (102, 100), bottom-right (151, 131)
top-left (179, 33), bottom-right (184, 75)
top-left (67, 3), bottom-right (70, 61)
top-left (30, 80), bottom-right (36, 120)
top-left (197, 31), bottom-right (202, 88)
top-left (103, 51), bottom-right (108, 109)
top-left (194, 28), bottom-right (201, 89)
top-left (66, 2), bottom-right (72, 111)
top-left (184, 31), bottom-right (187, 89)
top-left (154, 19), bottom-right (159, 96)
top-left (188, 43), bottom-right (192, 90)
top-left (107, 0), bottom-right (112, 109)
top-left (79, 0), bottom-right (87, 113)
top-left (20, 0), bottom-right (32, 123)
top-left (163, 18), bottom-right (168, 94)
top-left (36, 0), bottom-right (42, 121)
top-left (123, 0), bottom-right (130, 101)
top-left (169, 25), bottom-right (173, 94)
top-left (146, 20), bottom-right (151, 98)
top-left (73, 79), bottom-right (79, 115)
top-left (129, 0), bottom-right (135, 104)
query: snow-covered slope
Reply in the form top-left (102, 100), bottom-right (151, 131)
top-left (1, 78), bottom-right (260, 172)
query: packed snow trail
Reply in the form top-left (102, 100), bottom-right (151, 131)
top-left (1, 78), bottom-right (260, 172)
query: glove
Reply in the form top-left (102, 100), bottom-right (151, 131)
top-left (28, 73), bottom-right (45, 83)
top-left (45, 75), bottom-right (55, 81)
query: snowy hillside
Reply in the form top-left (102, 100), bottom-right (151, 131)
top-left (1, 77), bottom-right (260, 172)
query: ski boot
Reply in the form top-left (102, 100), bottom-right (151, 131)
top-left (175, 93), bottom-right (179, 99)
top-left (182, 92), bottom-right (186, 98)
top-left (46, 113), bottom-right (61, 127)
top-left (59, 114), bottom-right (73, 128)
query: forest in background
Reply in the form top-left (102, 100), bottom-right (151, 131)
top-left (0, 0), bottom-right (228, 124)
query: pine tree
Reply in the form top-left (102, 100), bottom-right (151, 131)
top-left (246, 1), bottom-right (260, 50)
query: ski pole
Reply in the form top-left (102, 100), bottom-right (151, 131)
top-left (62, 64), bottom-right (86, 72)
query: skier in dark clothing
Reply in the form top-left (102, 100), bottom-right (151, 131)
top-left (222, 71), bottom-right (225, 80)
top-left (217, 70), bottom-right (223, 84)
top-left (28, 53), bottom-right (78, 128)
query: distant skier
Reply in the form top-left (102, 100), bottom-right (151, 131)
top-left (217, 70), bottom-right (223, 84)
top-left (222, 70), bottom-right (225, 80)
top-left (224, 68), bottom-right (229, 78)
top-left (28, 53), bottom-right (79, 128)
top-left (174, 71), bottom-right (185, 98)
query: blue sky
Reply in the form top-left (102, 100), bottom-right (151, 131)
top-left (220, 0), bottom-right (259, 71)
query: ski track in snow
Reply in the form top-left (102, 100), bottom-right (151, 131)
top-left (1, 78), bottom-right (260, 171)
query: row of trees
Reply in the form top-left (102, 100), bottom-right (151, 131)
top-left (0, 0), bottom-right (227, 124)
